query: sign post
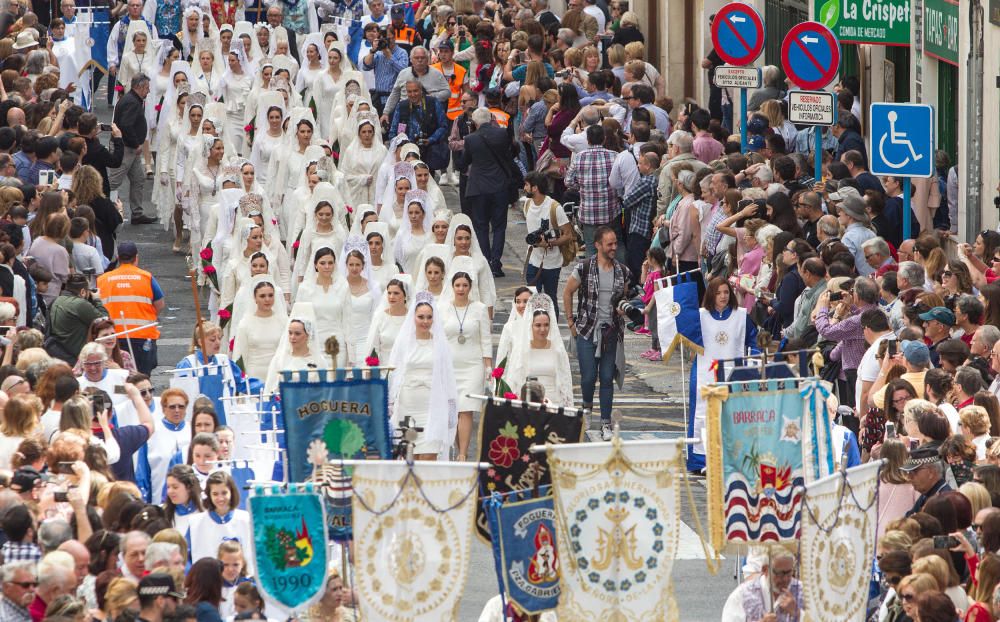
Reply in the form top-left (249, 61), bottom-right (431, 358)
top-left (711, 3), bottom-right (765, 151)
top-left (788, 90), bottom-right (837, 186)
top-left (781, 22), bottom-right (841, 183)
top-left (869, 103), bottom-right (936, 241)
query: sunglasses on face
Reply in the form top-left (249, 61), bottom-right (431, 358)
top-left (901, 592), bottom-right (916, 602)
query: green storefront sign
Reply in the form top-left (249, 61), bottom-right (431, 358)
top-left (924, 0), bottom-right (959, 65)
top-left (815, 0), bottom-right (911, 45)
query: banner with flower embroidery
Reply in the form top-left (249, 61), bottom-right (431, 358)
top-left (547, 438), bottom-right (685, 621)
top-left (352, 460), bottom-right (479, 622)
top-left (799, 460), bottom-right (881, 622)
top-left (280, 369), bottom-right (392, 542)
top-left (475, 399), bottom-right (585, 542)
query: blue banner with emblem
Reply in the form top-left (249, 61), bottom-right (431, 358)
top-left (485, 487), bottom-right (561, 616)
top-left (280, 369), bottom-right (392, 541)
top-left (249, 487), bottom-right (328, 611)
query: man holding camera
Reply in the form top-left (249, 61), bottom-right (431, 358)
top-left (387, 80), bottom-right (449, 173)
top-left (47, 273), bottom-right (107, 363)
top-left (363, 24), bottom-right (410, 115)
top-left (523, 171), bottom-right (572, 318)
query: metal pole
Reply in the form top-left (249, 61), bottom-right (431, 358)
top-left (740, 87), bottom-right (748, 151)
top-left (814, 126), bottom-right (822, 184)
top-left (119, 311), bottom-right (138, 363)
top-left (903, 177), bottom-right (912, 241)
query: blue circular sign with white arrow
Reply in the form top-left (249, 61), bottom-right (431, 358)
top-left (711, 3), bottom-right (766, 67)
top-left (781, 21), bottom-right (841, 91)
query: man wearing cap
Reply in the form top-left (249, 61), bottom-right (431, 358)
top-left (136, 574), bottom-right (182, 622)
top-left (868, 340), bottom-right (931, 411)
top-left (96, 242), bottom-right (164, 375)
top-left (47, 273), bottom-right (108, 363)
top-left (389, 4), bottom-right (420, 53)
top-left (432, 40), bottom-right (466, 122)
top-left (8, 468), bottom-right (43, 502)
top-left (903, 446), bottom-right (952, 516)
top-left (921, 306), bottom-right (956, 368)
top-left (836, 194), bottom-right (876, 276)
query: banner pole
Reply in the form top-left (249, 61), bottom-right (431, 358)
top-left (528, 438), bottom-right (700, 453)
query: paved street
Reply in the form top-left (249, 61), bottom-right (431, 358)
top-left (97, 91), bottom-right (736, 616)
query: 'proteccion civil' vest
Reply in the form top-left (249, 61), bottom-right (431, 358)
top-left (97, 263), bottom-right (160, 339)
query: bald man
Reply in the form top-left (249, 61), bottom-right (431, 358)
top-left (6, 107), bottom-right (25, 128)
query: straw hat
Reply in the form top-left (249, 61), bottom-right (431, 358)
top-left (12, 30), bottom-right (38, 51)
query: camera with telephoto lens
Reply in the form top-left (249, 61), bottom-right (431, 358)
top-left (377, 28), bottom-right (389, 50)
top-left (617, 299), bottom-right (644, 325)
top-left (525, 219), bottom-right (559, 246)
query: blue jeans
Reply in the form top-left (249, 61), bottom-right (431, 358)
top-left (469, 189), bottom-right (509, 269)
top-left (525, 263), bottom-right (561, 318)
top-left (576, 333), bottom-right (615, 422)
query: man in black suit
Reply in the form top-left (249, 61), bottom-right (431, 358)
top-left (266, 4), bottom-right (299, 63)
top-left (460, 108), bottom-right (516, 277)
top-left (110, 73), bottom-right (155, 223)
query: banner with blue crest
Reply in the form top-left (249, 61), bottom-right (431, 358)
top-left (249, 486), bottom-right (328, 611)
top-left (280, 368), bottom-right (391, 541)
top-left (485, 487), bottom-right (561, 616)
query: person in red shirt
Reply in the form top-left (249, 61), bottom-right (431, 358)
top-left (28, 558), bottom-right (76, 622)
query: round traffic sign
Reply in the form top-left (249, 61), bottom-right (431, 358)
top-left (781, 22), bottom-right (841, 91)
top-left (711, 3), bottom-right (765, 67)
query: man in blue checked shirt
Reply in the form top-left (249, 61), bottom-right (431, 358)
top-left (363, 25), bottom-right (410, 115)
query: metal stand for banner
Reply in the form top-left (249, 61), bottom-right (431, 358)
top-left (463, 393), bottom-right (587, 418)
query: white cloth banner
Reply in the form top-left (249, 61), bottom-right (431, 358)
top-left (351, 461), bottom-right (479, 622)
top-left (653, 284), bottom-right (679, 358)
top-left (799, 460), bottom-right (882, 622)
top-left (547, 439), bottom-right (684, 621)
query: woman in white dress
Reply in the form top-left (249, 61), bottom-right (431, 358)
top-left (229, 251), bottom-right (287, 329)
top-left (496, 287), bottom-right (532, 365)
top-left (117, 21), bottom-right (156, 174)
top-left (243, 62), bottom-right (274, 128)
top-left (155, 88), bottom-right (190, 248)
top-left (172, 96), bottom-right (205, 243)
top-left (294, 246), bottom-right (348, 368)
top-left (339, 236), bottom-right (381, 365)
top-left (375, 135), bottom-right (410, 212)
top-left (413, 160), bottom-right (448, 212)
top-left (232, 275), bottom-right (288, 380)
top-left (380, 161), bottom-right (415, 236)
top-left (220, 220), bottom-right (269, 312)
top-left (387, 291), bottom-right (457, 460)
top-left (293, 186), bottom-right (349, 284)
top-left (311, 41), bottom-right (352, 141)
top-left (420, 255), bottom-right (448, 301)
top-left (445, 214), bottom-right (497, 316)
top-left (504, 293), bottom-right (574, 407)
top-left (365, 222), bottom-right (399, 286)
top-left (192, 46), bottom-right (221, 97)
top-left (180, 134), bottom-right (225, 286)
top-left (247, 93), bottom-right (284, 187)
top-left (265, 303), bottom-right (325, 393)
top-left (430, 208), bottom-right (451, 244)
top-left (150, 45), bottom-right (181, 134)
top-left (218, 39), bottom-right (254, 155)
top-left (393, 188), bottom-right (433, 275)
top-left (269, 112), bottom-right (321, 229)
top-left (339, 114), bottom-right (387, 207)
top-left (439, 271), bottom-right (492, 460)
top-left (365, 276), bottom-right (409, 363)
top-left (296, 34), bottom-right (327, 107)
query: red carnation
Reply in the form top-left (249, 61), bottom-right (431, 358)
top-left (228, 338), bottom-right (234, 350)
top-left (503, 392), bottom-right (518, 400)
top-left (203, 265), bottom-right (216, 275)
top-left (346, 205), bottom-right (353, 213)
top-left (218, 308), bottom-right (232, 320)
top-left (491, 366), bottom-right (504, 380)
top-left (244, 123), bottom-right (253, 132)
top-left (292, 240), bottom-right (300, 249)
top-left (199, 247), bottom-right (213, 261)
top-left (114, 84), bottom-right (124, 92)
top-left (154, 103), bottom-right (162, 112)
top-left (365, 355), bottom-right (379, 366)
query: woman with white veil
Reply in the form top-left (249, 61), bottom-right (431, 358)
top-left (339, 235), bottom-right (382, 365)
top-left (375, 135), bottom-right (410, 211)
top-left (179, 6), bottom-right (207, 62)
top-left (296, 34), bottom-right (327, 106)
top-left (429, 208), bottom-right (452, 244)
top-left (310, 40), bottom-right (354, 140)
top-left (503, 293), bottom-right (574, 408)
top-left (282, 154), bottom-right (326, 245)
top-left (413, 245), bottom-right (450, 297)
top-left (173, 95), bottom-right (207, 247)
top-left (192, 43), bottom-right (222, 98)
top-left (243, 62), bottom-right (275, 132)
top-left (234, 22), bottom-right (263, 68)
top-left (387, 290), bottom-right (458, 460)
top-left (254, 22), bottom-right (272, 58)
top-left (232, 273), bottom-right (288, 379)
top-left (394, 188), bottom-right (433, 275)
top-left (445, 213), bottom-right (497, 316)
top-left (154, 61), bottom-right (194, 242)
top-left (117, 21), bottom-right (157, 174)
top-left (265, 305), bottom-right (325, 394)
top-left (335, 92), bottom-right (381, 153)
top-left (243, 199), bottom-right (291, 301)
top-left (179, 134), bottom-right (225, 288)
top-left (208, 163), bottom-right (244, 276)
top-left (413, 160), bottom-right (447, 213)
top-left (218, 39), bottom-right (254, 155)
top-left (496, 287), bottom-right (533, 365)
top-left (339, 113), bottom-right (386, 207)
top-left (294, 246), bottom-right (348, 368)
top-left (292, 183), bottom-right (349, 285)
top-left (438, 269), bottom-right (492, 460)
top-left (379, 161), bottom-right (416, 236)
top-left (150, 43), bottom-right (181, 125)
top-left (365, 221), bottom-right (399, 286)
top-left (220, 219), bottom-right (279, 315)
top-left (364, 275), bottom-right (409, 363)
top-left (268, 109), bottom-right (321, 225)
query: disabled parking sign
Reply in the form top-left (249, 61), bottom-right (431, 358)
top-left (869, 103), bottom-right (935, 178)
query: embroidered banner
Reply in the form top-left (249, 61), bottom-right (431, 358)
top-left (249, 488), bottom-right (328, 610)
top-left (705, 378), bottom-right (835, 552)
top-left (352, 461), bottom-right (479, 622)
top-left (281, 369), bottom-right (392, 541)
top-left (485, 488), bottom-right (561, 616)
top-left (475, 399), bottom-right (584, 542)
top-left (800, 461), bottom-right (881, 622)
top-left (547, 438), bottom-right (684, 621)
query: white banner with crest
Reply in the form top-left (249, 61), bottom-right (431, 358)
top-left (351, 461), bottom-right (479, 622)
top-left (547, 438), bottom-right (685, 621)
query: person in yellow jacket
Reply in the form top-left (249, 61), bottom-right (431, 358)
top-left (96, 241), bottom-right (165, 375)
top-left (432, 40), bottom-right (467, 121)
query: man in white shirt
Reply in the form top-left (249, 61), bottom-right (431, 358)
top-left (857, 308), bottom-right (893, 416)
top-left (41, 375), bottom-right (79, 441)
top-left (523, 171), bottom-right (571, 318)
top-left (608, 121), bottom-right (648, 197)
top-left (361, 0), bottom-right (391, 27)
top-left (559, 105), bottom-right (602, 155)
top-left (582, 0), bottom-right (606, 33)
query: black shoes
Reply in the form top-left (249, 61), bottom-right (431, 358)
top-left (130, 215), bottom-right (158, 224)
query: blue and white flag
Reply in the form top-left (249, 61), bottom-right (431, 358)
top-left (654, 275), bottom-right (703, 361)
top-left (485, 488), bottom-right (561, 616)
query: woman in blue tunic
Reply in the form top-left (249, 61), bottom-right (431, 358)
top-left (175, 321), bottom-right (244, 424)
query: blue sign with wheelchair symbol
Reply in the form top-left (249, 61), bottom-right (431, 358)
top-left (869, 103), bottom-right (935, 178)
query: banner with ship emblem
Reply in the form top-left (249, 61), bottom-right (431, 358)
top-left (704, 378), bottom-right (835, 553)
top-left (352, 461), bottom-right (479, 622)
top-left (799, 460), bottom-right (882, 622)
top-left (280, 369), bottom-right (392, 541)
top-left (249, 487), bottom-right (328, 610)
top-left (475, 399), bottom-right (584, 542)
top-left (484, 487), bottom-right (561, 616)
top-left (547, 438), bottom-right (684, 621)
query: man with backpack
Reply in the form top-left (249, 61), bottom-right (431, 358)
top-left (523, 171), bottom-right (575, 318)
